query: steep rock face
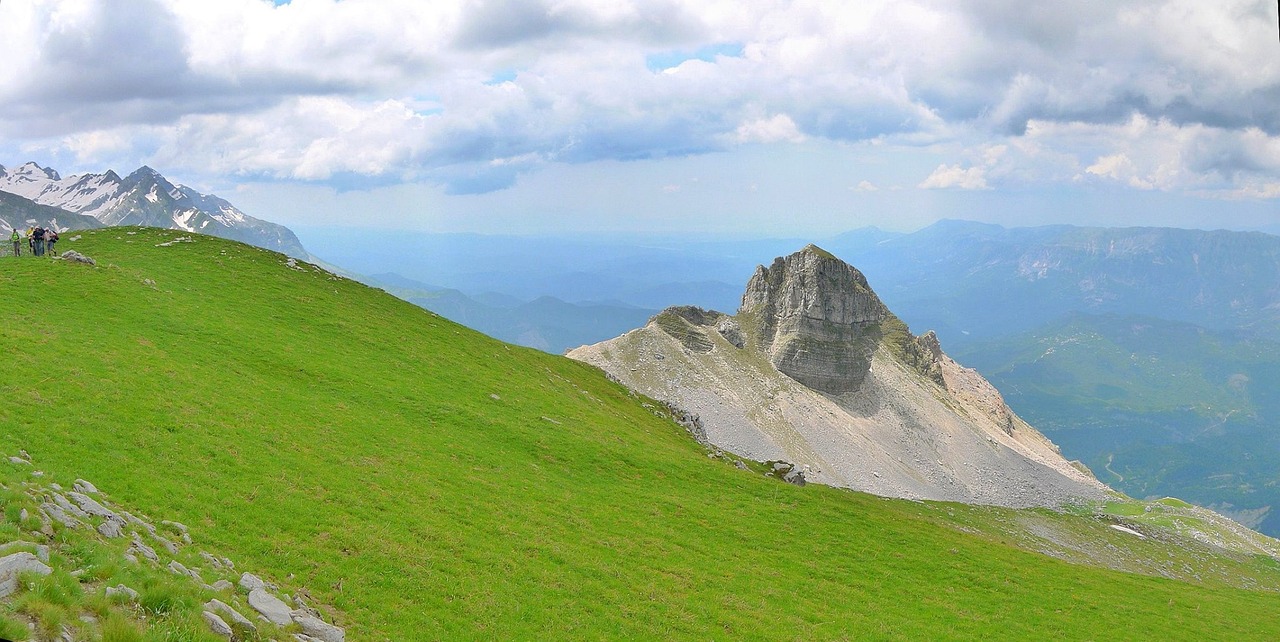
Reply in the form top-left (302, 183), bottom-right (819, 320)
top-left (740, 245), bottom-right (888, 393)
top-left (569, 245), bottom-right (1108, 508)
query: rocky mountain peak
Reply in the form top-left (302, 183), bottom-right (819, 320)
top-left (16, 161), bottom-right (60, 181)
top-left (739, 245), bottom-right (889, 394)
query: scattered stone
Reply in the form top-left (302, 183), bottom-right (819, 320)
top-left (162, 520), bottom-right (193, 543)
top-left (734, 460), bottom-right (749, 470)
top-left (129, 534), bottom-right (159, 562)
top-left (18, 509), bottom-right (27, 522)
top-left (201, 551), bottom-right (224, 569)
top-left (202, 610), bottom-right (234, 639)
top-left (7, 457), bottom-right (28, 466)
top-left (57, 250), bottom-right (96, 265)
top-left (211, 579), bottom-right (234, 592)
top-left (783, 469), bottom-right (807, 486)
top-left (205, 598), bottom-right (257, 632)
top-left (122, 511), bottom-right (157, 535)
top-left (152, 533), bottom-right (180, 555)
top-left (0, 552), bottom-right (51, 598)
top-left (291, 609), bottom-right (346, 642)
top-left (69, 235), bottom-right (81, 241)
top-left (248, 587), bottom-right (294, 626)
top-left (489, 393), bottom-right (501, 400)
top-left (105, 584), bottom-right (140, 601)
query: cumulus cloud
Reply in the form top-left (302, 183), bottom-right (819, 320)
top-left (919, 164), bottom-right (990, 190)
top-left (730, 114), bottom-right (806, 144)
top-left (3, 0), bottom-right (1280, 199)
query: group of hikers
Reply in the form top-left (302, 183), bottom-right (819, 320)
top-left (8, 226), bottom-right (59, 257)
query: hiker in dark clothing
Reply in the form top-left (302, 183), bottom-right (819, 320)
top-left (46, 229), bottom-right (58, 256)
top-left (32, 227), bottom-right (45, 257)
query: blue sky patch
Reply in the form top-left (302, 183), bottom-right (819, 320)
top-left (645, 43), bottom-right (743, 72)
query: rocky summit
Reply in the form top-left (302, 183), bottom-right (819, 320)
top-left (570, 245), bottom-right (1108, 508)
top-left (740, 243), bottom-right (890, 394)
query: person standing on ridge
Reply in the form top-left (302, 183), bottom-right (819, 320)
top-left (26, 228), bottom-right (34, 255)
top-left (31, 227), bottom-right (45, 257)
top-left (46, 229), bottom-right (58, 256)
top-left (9, 229), bottom-right (19, 257)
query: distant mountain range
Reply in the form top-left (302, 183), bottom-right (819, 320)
top-left (0, 162), bottom-right (306, 257)
top-left (363, 272), bottom-right (657, 354)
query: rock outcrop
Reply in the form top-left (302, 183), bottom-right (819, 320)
top-left (569, 245), bottom-right (1108, 508)
top-left (739, 245), bottom-right (888, 394)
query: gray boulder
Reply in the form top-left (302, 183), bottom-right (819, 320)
top-left (68, 491), bottom-right (119, 520)
top-left (202, 611), bottom-right (234, 639)
top-left (239, 572), bottom-right (267, 591)
top-left (105, 584), bottom-right (139, 601)
top-left (291, 609), bottom-right (346, 642)
top-left (205, 598), bottom-right (257, 632)
top-left (57, 250), bottom-right (95, 265)
top-left (0, 552), bottom-right (51, 598)
top-left (248, 588), bottom-right (293, 626)
top-left (97, 519), bottom-right (124, 538)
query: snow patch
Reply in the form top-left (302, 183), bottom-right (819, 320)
top-left (1108, 524), bottom-right (1146, 538)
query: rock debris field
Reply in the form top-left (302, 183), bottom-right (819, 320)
top-left (0, 451), bottom-right (345, 641)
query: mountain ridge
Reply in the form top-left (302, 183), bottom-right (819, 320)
top-left (0, 161), bottom-right (306, 257)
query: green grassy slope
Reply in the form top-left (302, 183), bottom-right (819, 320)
top-left (2, 228), bottom-right (1279, 640)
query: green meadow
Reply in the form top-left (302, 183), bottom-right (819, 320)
top-left (1, 227), bottom-right (1278, 640)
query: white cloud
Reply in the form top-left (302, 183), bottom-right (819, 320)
top-left (4, 0), bottom-right (1280, 205)
top-left (730, 114), bottom-right (806, 144)
top-left (919, 164), bottom-right (990, 190)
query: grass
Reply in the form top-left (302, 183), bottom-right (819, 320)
top-left (0, 227), bottom-right (1279, 639)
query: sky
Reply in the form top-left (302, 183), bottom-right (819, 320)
top-left (2, 0), bottom-right (1280, 236)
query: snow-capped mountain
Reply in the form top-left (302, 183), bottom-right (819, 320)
top-left (0, 189), bottom-right (103, 235)
top-left (0, 162), bottom-right (306, 258)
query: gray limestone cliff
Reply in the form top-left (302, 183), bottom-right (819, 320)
top-left (739, 245), bottom-right (889, 394)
